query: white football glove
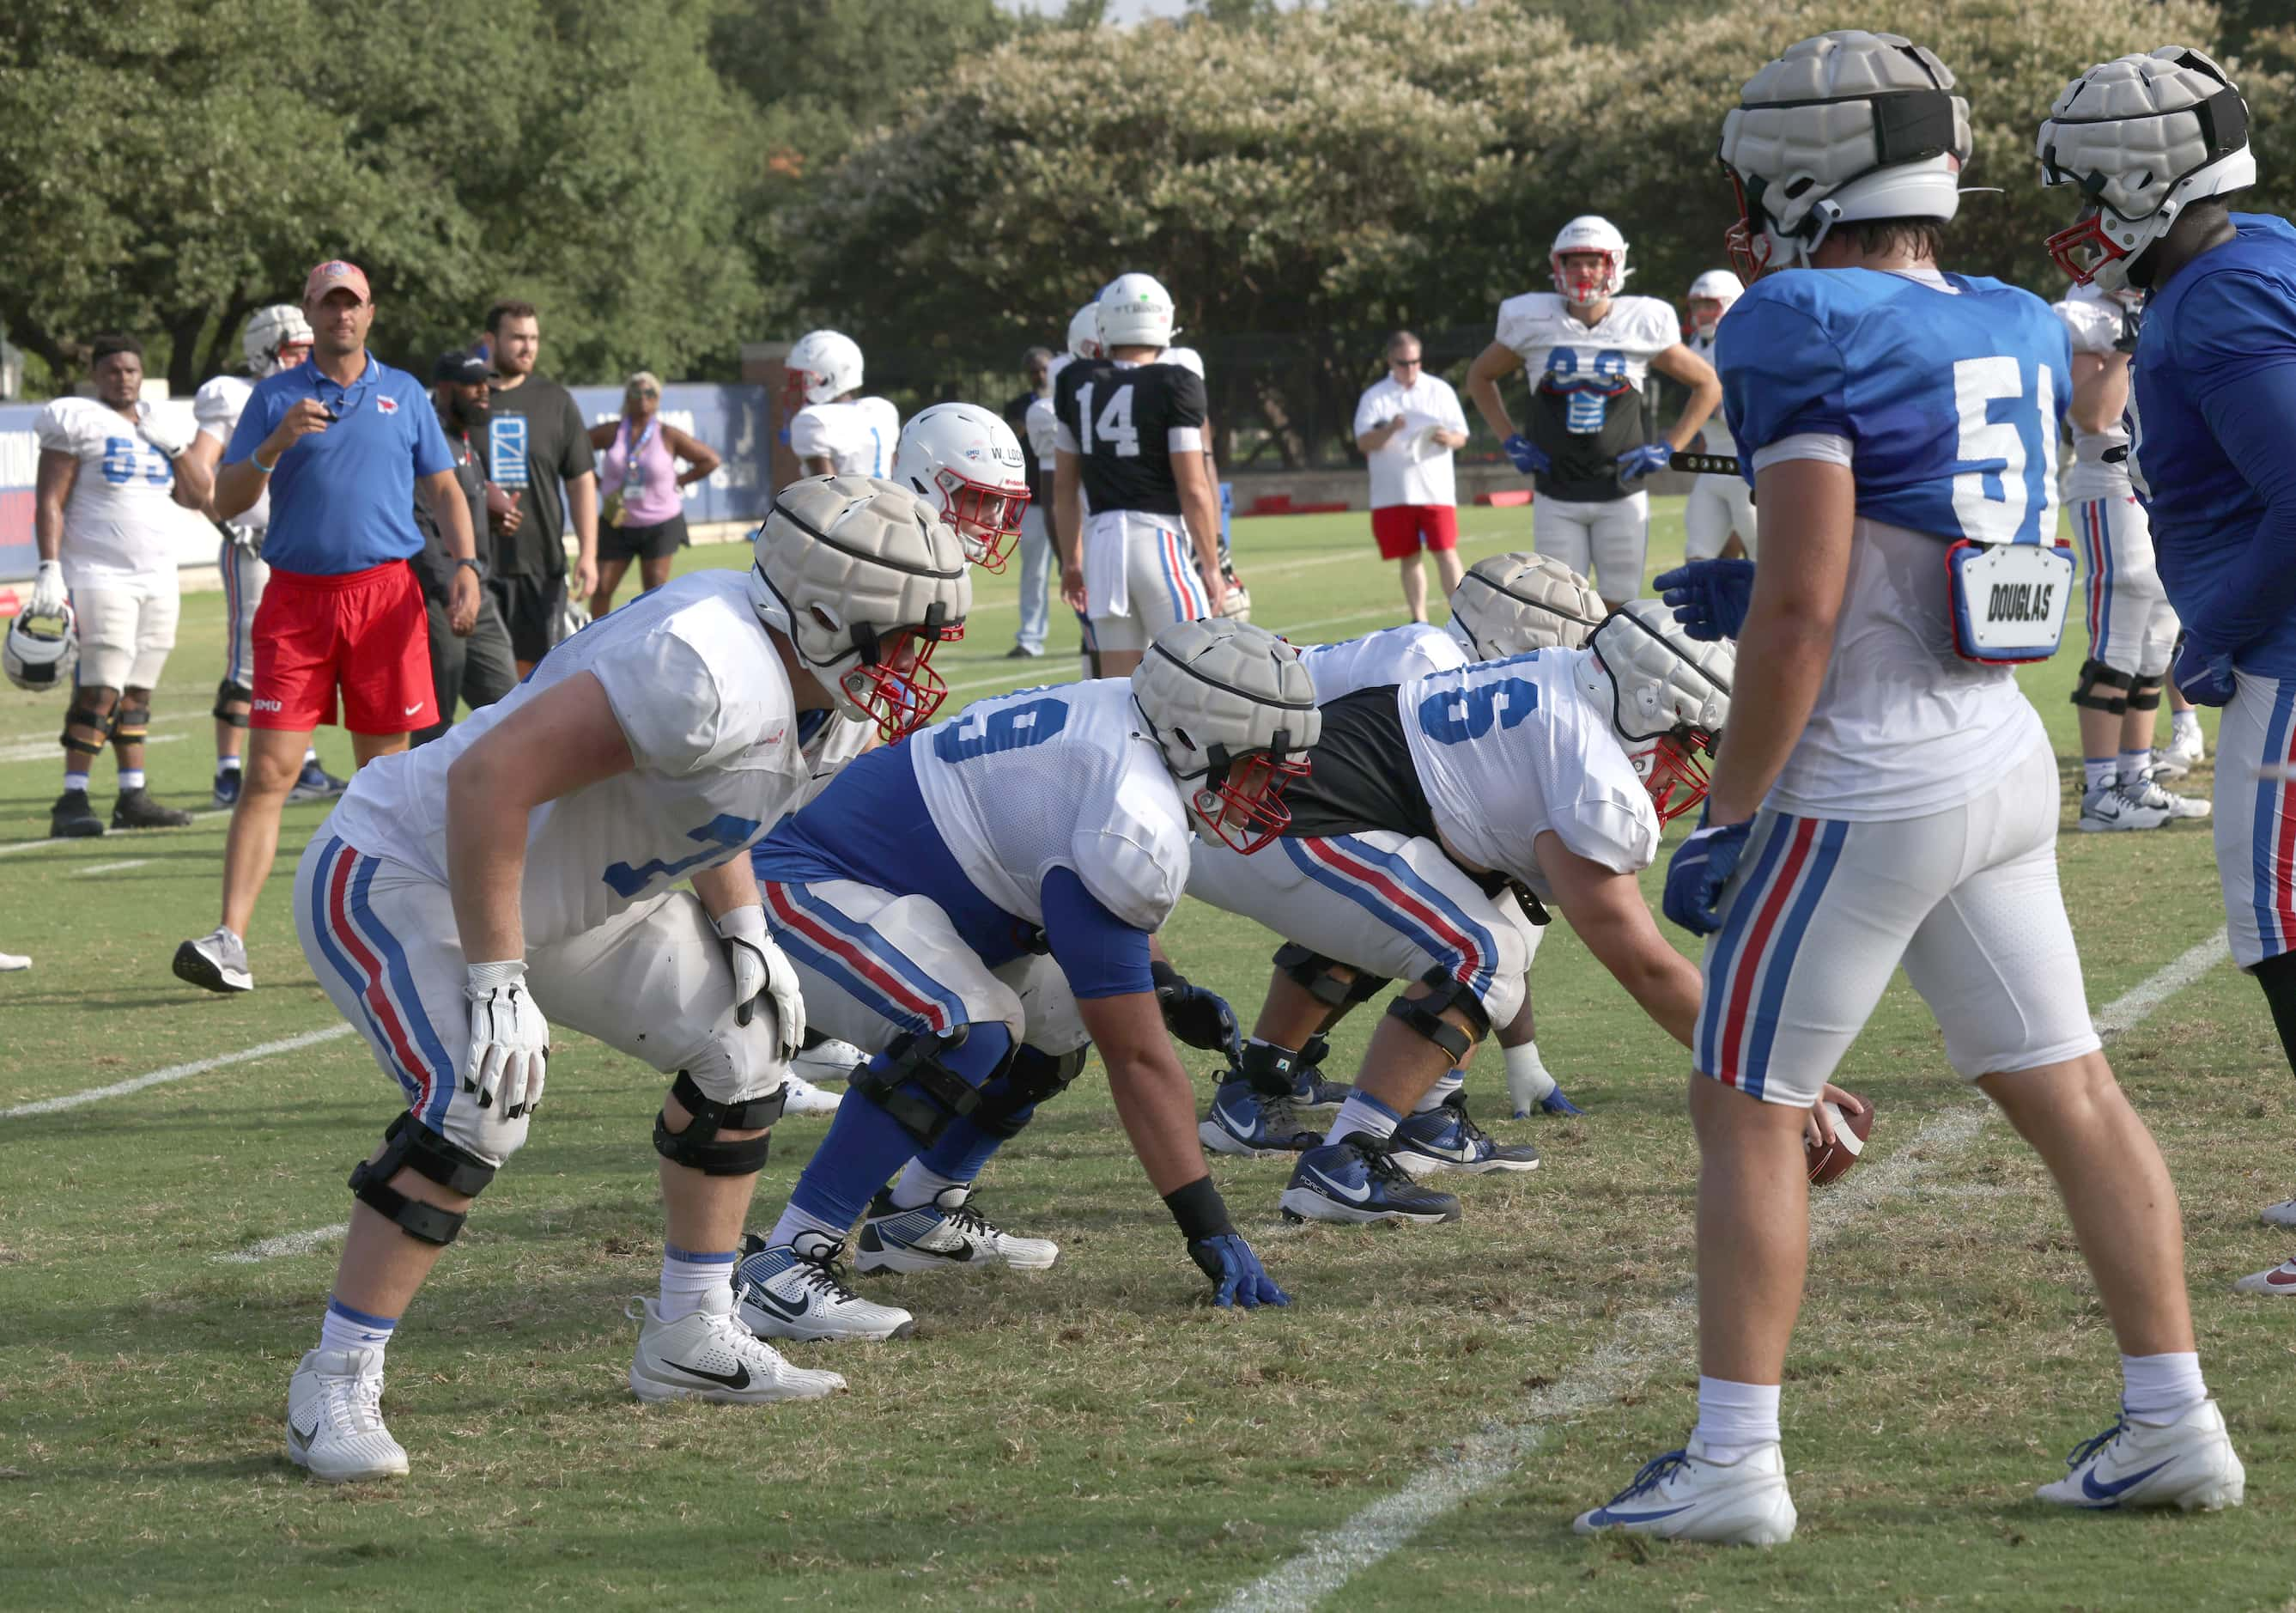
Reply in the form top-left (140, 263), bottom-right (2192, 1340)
top-left (28, 559), bottom-right (66, 619)
top-left (464, 959), bottom-right (550, 1119)
top-left (139, 412), bottom-right (193, 460)
top-left (714, 904), bottom-right (805, 1056)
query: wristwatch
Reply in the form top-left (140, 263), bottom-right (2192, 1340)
top-left (453, 557), bottom-right (483, 577)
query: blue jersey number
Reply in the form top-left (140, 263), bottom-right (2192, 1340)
top-left (1417, 676), bottom-right (1539, 745)
top-left (602, 813), bottom-right (761, 898)
top-left (1949, 356), bottom-right (2060, 545)
top-left (932, 696), bottom-right (1069, 764)
top-left (100, 436), bottom-right (167, 487)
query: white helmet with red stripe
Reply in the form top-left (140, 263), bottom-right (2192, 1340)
top-left (1550, 216), bottom-right (1630, 307)
top-left (1574, 600), bottom-right (1735, 825)
top-left (890, 403), bottom-right (1031, 574)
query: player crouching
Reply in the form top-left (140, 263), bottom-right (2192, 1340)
top-left (280, 477), bottom-right (969, 1480)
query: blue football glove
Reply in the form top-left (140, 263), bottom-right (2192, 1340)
top-left (1502, 434), bottom-right (1550, 476)
top-left (1663, 815), bottom-right (1752, 936)
top-left (1152, 963), bottom-right (1242, 1065)
top-left (1187, 1232), bottom-right (1291, 1309)
top-left (1616, 441), bottom-right (1673, 484)
top-left (1655, 559), bottom-right (1757, 643)
top-left (2171, 635), bottom-right (2237, 708)
top-left (1538, 1086), bottom-right (1586, 1117)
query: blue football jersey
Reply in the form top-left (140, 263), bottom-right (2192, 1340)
top-left (2129, 212), bottom-right (2296, 675)
top-left (1716, 269), bottom-right (2068, 545)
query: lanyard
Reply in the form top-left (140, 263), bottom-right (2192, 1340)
top-left (620, 415), bottom-right (659, 495)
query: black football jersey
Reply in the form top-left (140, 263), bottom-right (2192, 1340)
top-left (1054, 357), bottom-right (1206, 518)
top-left (1524, 383), bottom-right (1655, 504)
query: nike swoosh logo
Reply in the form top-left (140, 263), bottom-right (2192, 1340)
top-left (2081, 1458), bottom-right (2172, 1501)
top-left (664, 1357), bottom-right (750, 1391)
top-left (404, 703), bottom-right (423, 715)
top-left (1307, 1166), bottom-right (1372, 1204)
top-left (1587, 1503), bottom-right (1694, 1526)
top-left (288, 1416), bottom-right (319, 1452)
top-left (744, 1282), bottom-right (810, 1318)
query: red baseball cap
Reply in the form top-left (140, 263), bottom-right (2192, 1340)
top-left (303, 259), bottom-right (372, 305)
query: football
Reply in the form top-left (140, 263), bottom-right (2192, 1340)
top-left (1806, 1095), bottom-right (1875, 1185)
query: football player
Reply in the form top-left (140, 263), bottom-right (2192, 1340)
top-left (2041, 48), bottom-right (2296, 1295)
top-left (31, 335), bottom-right (211, 837)
top-left (1054, 272), bottom-right (1228, 678)
top-left (1680, 271), bottom-right (1758, 563)
top-left (1466, 217), bottom-right (1722, 607)
top-left (735, 618), bottom-right (1316, 1340)
top-left (1575, 33), bottom-right (2242, 1546)
top-left (2054, 277), bottom-right (2209, 830)
top-left (181, 305), bottom-right (346, 808)
top-left (278, 478), bottom-right (969, 1482)
top-left (786, 330), bottom-right (900, 478)
top-left (1038, 302), bottom-right (1106, 675)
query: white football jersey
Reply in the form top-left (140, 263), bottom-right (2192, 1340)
top-left (1297, 623), bottom-right (1468, 704)
top-left (2053, 286), bottom-right (2134, 500)
top-left (1687, 330), bottom-right (1736, 455)
top-left (1400, 650), bottom-right (1657, 900)
top-left (793, 705), bottom-right (878, 813)
top-left (193, 374), bottom-right (274, 530)
top-left (324, 569), bottom-right (811, 951)
top-left (789, 396), bottom-right (900, 478)
top-left (1162, 345), bottom-right (1206, 380)
top-left (35, 397), bottom-right (182, 591)
top-left (1496, 292), bottom-right (1679, 399)
top-left (911, 678), bottom-right (1193, 932)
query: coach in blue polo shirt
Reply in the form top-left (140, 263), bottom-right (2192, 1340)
top-left (173, 259), bottom-right (483, 997)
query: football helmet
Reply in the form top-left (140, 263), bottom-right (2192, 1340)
top-left (241, 305), bottom-right (313, 376)
top-left (1575, 601), bottom-right (1735, 825)
top-left (1718, 31), bottom-right (1971, 280)
top-left (4, 600), bottom-right (77, 692)
top-left (784, 330), bottom-right (865, 411)
top-left (1686, 269), bottom-right (1746, 338)
top-left (2038, 48), bottom-right (2253, 293)
top-left (891, 403), bottom-right (1031, 573)
top-left (1550, 216), bottom-right (1630, 306)
top-left (1096, 272), bottom-right (1177, 350)
top-left (1447, 552), bottom-right (1606, 660)
top-left (1132, 618), bottom-right (1319, 855)
top-left (748, 476), bottom-right (972, 741)
top-left (1066, 302), bottom-right (1103, 361)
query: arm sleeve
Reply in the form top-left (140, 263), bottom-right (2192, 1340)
top-left (2178, 271), bottom-right (2296, 658)
top-left (410, 391), bottom-right (454, 478)
top-left (560, 392), bottom-right (597, 477)
top-left (1715, 287), bottom-right (1851, 489)
top-left (588, 633), bottom-right (736, 775)
top-left (1038, 864), bottom-right (1156, 999)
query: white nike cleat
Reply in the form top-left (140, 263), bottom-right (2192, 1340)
top-left (1574, 1438), bottom-right (1797, 1544)
top-left (2233, 1257), bottom-right (2296, 1295)
top-left (286, 1347), bottom-right (409, 1482)
top-left (2259, 1197), bottom-right (2296, 1227)
top-left (2156, 723), bottom-right (2206, 776)
top-left (0, 950), bottom-right (27, 971)
top-left (735, 1231), bottom-right (914, 1342)
top-left (853, 1185), bottom-right (1060, 1273)
top-left (790, 1038), bottom-right (866, 1085)
top-left (780, 1074), bottom-right (843, 1116)
top-left (626, 1293), bottom-right (847, 1404)
top-left (173, 927), bottom-right (253, 993)
top-left (2131, 773), bottom-right (2210, 820)
top-left (2079, 782), bottom-right (2171, 832)
top-left (2036, 1401), bottom-right (2244, 1510)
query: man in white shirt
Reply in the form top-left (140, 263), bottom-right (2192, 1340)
top-left (1352, 332), bottom-right (1471, 623)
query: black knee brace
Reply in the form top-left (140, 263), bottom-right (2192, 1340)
top-left (653, 1068), bottom-right (784, 1176)
top-left (2071, 658), bottom-right (2135, 715)
top-left (213, 679), bottom-right (252, 726)
top-left (1383, 969), bottom-right (1492, 1065)
top-left (849, 1028), bottom-right (996, 1147)
top-left (971, 1045), bottom-right (1090, 1140)
top-left (1273, 942), bottom-right (1388, 1009)
top-left (2128, 676), bottom-right (2164, 712)
top-left (61, 703), bottom-right (109, 757)
top-left (109, 702), bottom-right (152, 747)
top-left (348, 1112), bottom-right (497, 1246)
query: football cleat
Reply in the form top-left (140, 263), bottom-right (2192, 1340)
top-left (1574, 1439), bottom-right (1797, 1544)
top-left (627, 1293), bottom-right (847, 1404)
top-left (213, 767), bottom-right (243, 808)
top-left (286, 1346), bottom-right (409, 1482)
top-left (2035, 1402), bottom-right (2244, 1510)
top-left (791, 1036), bottom-right (866, 1086)
top-left (1388, 1092), bottom-right (1541, 1175)
top-left (2232, 1257), bottom-right (2296, 1295)
top-left (112, 787), bottom-right (192, 830)
top-left (2130, 773), bottom-right (2209, 821)
top-left (2079, 782), bottom-right (2171, 832)
top-left (2259, 1197), bottom-right (2296, 1227)
top-left (173, 927), bottom-right (253, 994)
top-left (0, 951), bottom-right (28, 971)
top-left (1278, 1135), bottom-right (1461, 1226)
top-left (2156, 722), bottom-right (2206, 776)
top-left (1199, 1079), bottom-right (1322, 1158)
top-left (288, 758), bottom-right (349, 803)
top-left (49, 788), bottom-right (103, 839)
top-left (853, 1185), bottom-right (1060, 1273)
top-left (780, 1073), bottom-right (843, 1116)
top-left (736, 1231), bottom-right (914, 1342)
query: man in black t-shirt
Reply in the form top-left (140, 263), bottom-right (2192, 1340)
top-left (412, 350), bottom-right (516, 745)
top-left (483, 299), bottom-right (598, 672)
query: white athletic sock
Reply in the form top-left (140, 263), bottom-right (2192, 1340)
top-left (64, 770), bottom-right (90, 794)
top-left (117, 768), bottom-right (145, 790)
top-left (2121, 1351), bottom-right (2208, 1424)
top-left (658, 1243), bottom-right (736, 1323)
top-left (2171, 709), bottom-right (2202, 740)
top-left (766, 1202), bottom-right (850, 1251)
top-left (890, 1160), bottom-right (968, 1211)
top-left (2082, 757), bottom-right (2117, 794)
top-left (303, 747), bottom-right (319, 765)
top-left (1505, 1042), bottom-right (1557, 1105)
top-left (319, 1295), bottom-right (398, 1358)
top-left (1412, 1069), bottom-right (1464, 1115)
top-left (219, 756), bottom-right (243, 774)
top-left (1328, 1091), bottom-right (1401, 1147)
top-left (2117, 749), bottom-right (2151, 786)
top-left (1693, 1375), bottom-right (1782, 1464)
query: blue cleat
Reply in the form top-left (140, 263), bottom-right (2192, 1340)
top-left (1199, 1079), bottom-right (1322, 1159)
top-left (1389, 1092), bottom-right (1540, 1175)
top-left (212, 768), bottom-right (242, 808)
top-left (1277, 1134), bottom-right (1461, 1226)
top-left (288, 758), bottom-right (348, 803)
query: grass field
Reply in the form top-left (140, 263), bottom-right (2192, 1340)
top-left (4, 502), bottom-right (2292, 1611)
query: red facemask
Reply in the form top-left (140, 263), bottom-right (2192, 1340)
top-left (782, 368), bottom-right (825, 420)
top-left (2044, 210), bottom-right (2127, 288)
top-left (932, 470), bottom-right (1029, 572)
top-left (1553, 251), bottom-right (1615, 306)
top-left (1723, 170), bottom-right (1777, 283)
top-left (1629, 732), bottom-right (1714, 825)
top-left (1192, 751), bottom-right (1311, 855)
top-left (841, 622), bottom-right (964, 742)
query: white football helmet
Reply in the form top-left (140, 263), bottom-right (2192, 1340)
top-left (785, 330), bottom-right (865, 410)
top-left (747, 476), bottom-right (973, 740)
top-left (3, 600), bottom-right (77, 692)
top-left (890, 402), bottom-right (1031, 573)
top-left (1550, 216), bottom-right (1630, 306)
top-left (2038, 47), bottom-right (2254, 293)
top-left (1574, 601), bottom-right (1735, 825)
top-left (1066, 302), bottom-right (1103, 361)
top-left (1132, 618), bottom-right (1320, 855)
top-left (1447, 552), bottom-right (1606, 660)
top-left (1719, 31), bottom-right (1971, 279)
top-left (1686, 270), bottom-right (1745, 338)
top-left (1096, 272), bottom-right (1177, 350)
top-left (241, 305), bottom-right (313, 376)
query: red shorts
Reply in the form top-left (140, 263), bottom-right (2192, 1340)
top-left (1371, 503), bottom-right (1460, 561)
top-left (251, 561), bottom-right (435, 734)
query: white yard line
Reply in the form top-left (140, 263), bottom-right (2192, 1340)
top-left (0, 805), bottom-right (230, 859)
top-left (74, 859), bottom-right (149, 876)
top-left (2, 1024), bottom-right (355, 1120)
top-left (0, 709), bottom-right (202, 747)
top-left (1214, 928), bottom-right (2231, 1613)
top-left (216, 1223), bottom-right (350, 1264)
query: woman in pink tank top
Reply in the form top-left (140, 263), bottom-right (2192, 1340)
top-left (585, 370), bottom-right (723, 614)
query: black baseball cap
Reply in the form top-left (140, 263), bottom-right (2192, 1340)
top-left (432, 348), bottom-right (490, 385)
